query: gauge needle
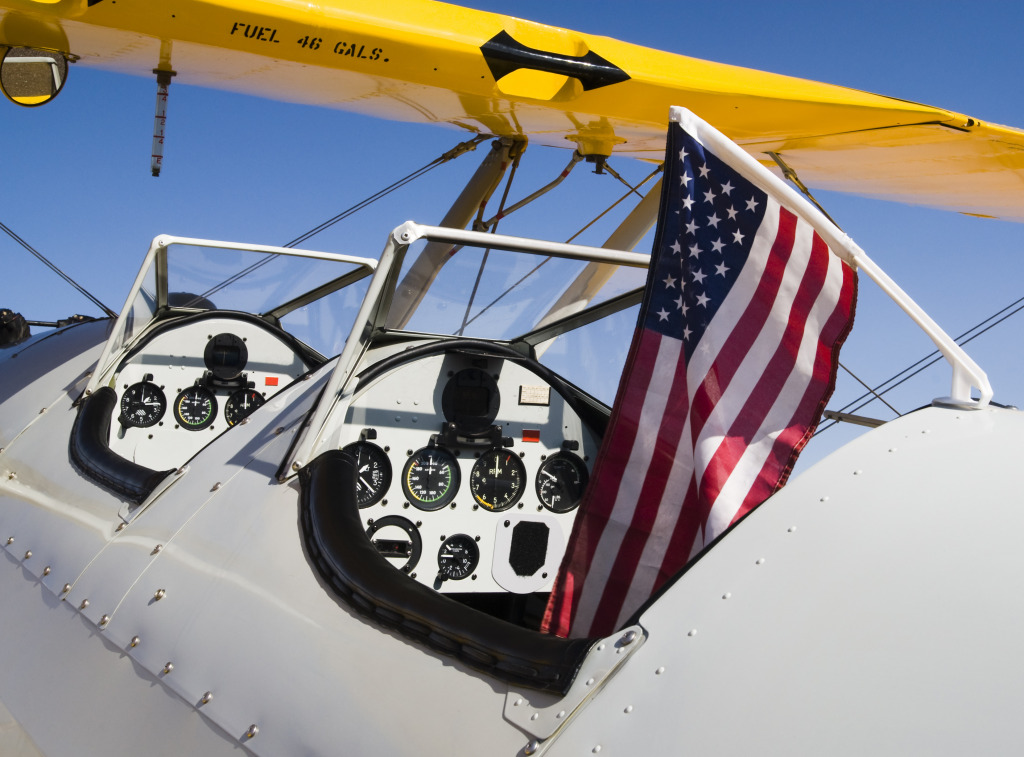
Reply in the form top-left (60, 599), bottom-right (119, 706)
top-left (359, 475), bottom-right (373, 489)
top-left (541, 470), bottom-right (557, 481)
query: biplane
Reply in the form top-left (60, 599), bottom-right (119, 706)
top-left (2, 1), bottom-right (1024, 754)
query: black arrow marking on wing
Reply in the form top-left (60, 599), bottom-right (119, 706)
top-left (480, 30), bottom-right (630, 92)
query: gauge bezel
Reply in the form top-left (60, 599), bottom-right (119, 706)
top-left (365, 515), bottom-right (422, 573)
top-left (402, 446), bottom-right (460, 511)
top-left (172, 385), bottom-right (218, 431)
top-left (437, 533), bottom-right (480, 581)
top-left (536, 451), bottom-right (589, 513)
top-left (224, 388), bottom-right (265, 427)
top-left (119, 380), bottom-right (167, 428)
top-left (343, 440), bottom-right (392, 508)
top-left (469, 447), bottom-right (526, 512)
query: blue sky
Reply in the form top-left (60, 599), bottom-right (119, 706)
top-left (3, 0), bottom-right (1023, 468)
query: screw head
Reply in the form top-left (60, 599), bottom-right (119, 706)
top-left (23, 550), bottom-right (31, 560)
top-left (130, 636), bottom-right (140, 648)
top-left (201, 691), bottom-right (213, 705)
top-left (154, 588), bottom-right (166, 601)
top-left (246, 724), bottom-right (259, 739)
top-left (162, 662), bottom-right (173, 674)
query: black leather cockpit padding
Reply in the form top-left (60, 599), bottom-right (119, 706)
top-left (69, 387), bottom-right (174, 505)
top-left (300, 449), bottom-right (595, 694)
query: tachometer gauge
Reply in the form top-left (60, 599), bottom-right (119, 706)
top-left (342, 441), bottom-right (392, 508)
top-left (470, 448), bottom-right (526, 512)
top-left (224, 388), bottom-right (265, 426)
top-left (536, 452), bottom-right (589, 513)
top-left (437, 534), bottom-right (479, 581)
top-left (402, 446), bottom-right (460, 511)
top-left (172, 385), bottom-right (217, 430)
top-left (119, 381), bottom-right (166, 428)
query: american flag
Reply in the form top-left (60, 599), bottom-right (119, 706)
top-left (542, 107), bottom-right (857, 639)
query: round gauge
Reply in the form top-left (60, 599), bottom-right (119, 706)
top-left (224, 388), bottom-right (265, 426)
top-left (402, 446), bottom-right (460, 511)
top-left (172, 385), bottom-right (218, 430)
top-left (437, 534), bottom-right (479, 581)
top-left (365, 515), bottom-right (422, 573)
top-left (343, 441), bottom-right (392, 508)
top-left (119, 381), bottom-right (166, 428)
top-left (536, 452), bottom-right (589, 513)
top-left (470, 448), bottom-right (526, 512)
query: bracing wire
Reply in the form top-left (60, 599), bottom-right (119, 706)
top-left (191, 135), bottom-right (491, 306)
top-left (816, 293), bottom-right (1024, 435)
top-left (0, 220), bottom-right (117, 317)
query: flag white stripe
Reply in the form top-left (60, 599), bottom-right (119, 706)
top-left (570, 335), bottom-right (682, 634)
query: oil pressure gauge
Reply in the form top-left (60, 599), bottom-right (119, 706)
top-left (536, 452), bottom-right (589, 513)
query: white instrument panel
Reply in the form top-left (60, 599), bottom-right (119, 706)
top-left (106, 317), bottom-right (314, 470)
top-left (339, 349), bottom-right (602, 596)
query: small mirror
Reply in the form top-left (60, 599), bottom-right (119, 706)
top-left (0, 46), bottom-right (68, 107)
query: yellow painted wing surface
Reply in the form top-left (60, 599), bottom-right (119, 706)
top-left (2, 0), bottom-right (1023, 219)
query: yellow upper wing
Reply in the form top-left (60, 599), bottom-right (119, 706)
top-left (3, 0), bottom-right (1023, 219)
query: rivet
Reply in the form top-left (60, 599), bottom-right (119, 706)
top-left (596, 643), bottom-right (605, 651)
top-left (525, 740), bottom-right (539, 756)
top-left (130, 636), bottom-right (140, 648)
top-left (39, 407), bottom-right (46, 414)
top-left (687, 629), bottom-right (697, 637)
top-left (624, 705), bottom-right (633, 714)
top-left (42, 566), bottom-right (51, 576)
top-left (722, 592), bottom-right (731, 599)
top-left (619, 629), bottom-right (638, 646)
top-left (291, 462), bottom-right (300, 471)
top-left (115, 522), bottom-right (127, 532)
top-left (162, 662), bottom-right (174, 674)
top-left (787, 526), bottom-right (797, 533)
top-left (530, 713), bottom-right (539, 721)
top-left (888, 447), bottom-right (897, 453)
top-left (6, 537), bottom-right (13, 545)
top-left (154, 588), bottom-right (166, 600)
top-left (819, 496), bottom-right (829, 502)
top-left (513, 698), bottom-right (523, 706)
top-left (755, 558), bottom-right (765, 565)
top-left (151, 544), bottom-right (163, 555)
top-left (246, 724), bottom-right (259, 739)
top-left (239, 417), bottom-right (250, 426)
top-left (853, 469), bottom-right (862, 476)
top-left (201, 691), bottom-right (213, 705)
top-left (593, 746), bottom-right (602, 753)
top-left (62, 583), bottom-right (71, 594)
top-left (655, 667), bottom-right (665, 675)
top-left (556, 710), bottom-right (566, 719)
top-left (100, 614), bottom-right (110, 626)
top-left (79, 599), bottom-right (89, 610)
top-left (23, 550), bottom-right (31, 560)
top-left (211, 482), bottom-right (222, 491)
top-left (586, 677), bottom-right (595, 686)
top-left (6, 472), bottom-right (15, 481)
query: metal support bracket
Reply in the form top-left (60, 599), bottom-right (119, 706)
top-left (504, 625), bottom-right (645, 744)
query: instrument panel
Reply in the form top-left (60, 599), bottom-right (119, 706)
top-left (106, 317), bottom-right (314, 470)
top-left (338, 349), bottom-right (601, 597)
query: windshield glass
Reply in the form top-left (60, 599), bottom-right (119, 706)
top-left (394, 240), bottom-right (647, 340)
top-left (101, 238), bottom-right (375, 382)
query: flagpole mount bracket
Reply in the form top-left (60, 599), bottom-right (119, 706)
top-left (504, 624), bottom-right (646, 745)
